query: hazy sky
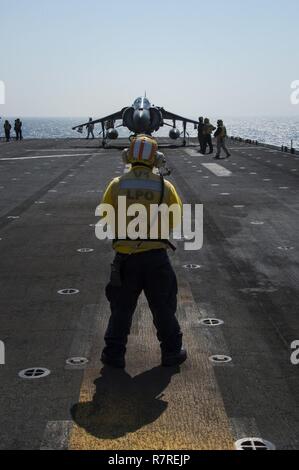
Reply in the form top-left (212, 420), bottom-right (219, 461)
top-left (1, 0), bottom-right (298, 117)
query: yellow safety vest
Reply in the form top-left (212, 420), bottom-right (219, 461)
top-left (101, 165), bottom-right (182, 254)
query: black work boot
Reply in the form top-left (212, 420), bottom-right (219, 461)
top-left (101, 352), bottom-right (125, 369)
top-left (162, 348), bottom-right (187, 367)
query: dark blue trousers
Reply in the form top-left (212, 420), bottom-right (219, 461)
top-left (103, 249), bottom-right (182, 359)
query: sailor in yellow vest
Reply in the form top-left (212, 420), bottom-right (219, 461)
top-left (100, 134), bottom-right (187, 368)
top-left (214, 120), bottom-right (231, 159)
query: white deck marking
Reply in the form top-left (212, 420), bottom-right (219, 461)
top-left (184, 148), bottom-right (201, 156)
top-left (0, 154), bottom-right (92, 161)
top-left (201, 163), bottom-right (232, 177)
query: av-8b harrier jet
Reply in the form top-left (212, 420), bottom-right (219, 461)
top-left (72, 96), bottom-right (198, 147)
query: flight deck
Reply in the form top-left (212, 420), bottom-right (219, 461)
top-left (0, 138), bottom-right (299, 450)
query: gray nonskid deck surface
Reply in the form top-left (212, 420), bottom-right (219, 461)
top-left (0, 138), bottom-right (298, 449)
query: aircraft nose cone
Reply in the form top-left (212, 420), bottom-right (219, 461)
top-left (133, 109), bottom-right (151, 132)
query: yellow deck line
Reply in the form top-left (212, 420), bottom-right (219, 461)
top-left (69, 280), bottom-right (235, 450)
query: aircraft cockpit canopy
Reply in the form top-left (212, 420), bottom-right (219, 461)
top-left (133, 97), bottom-right (151, 110)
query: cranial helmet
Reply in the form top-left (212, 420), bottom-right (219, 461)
top-left (124, 134), bottom-right (158, 167)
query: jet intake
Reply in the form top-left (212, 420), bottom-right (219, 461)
top-left (123, 106), bottom-right (162, 134)
top-left (169, 128), bottom-right (180, 140)
top-left (107, 128), bottom-right (118, 140)
top-left (149, 108), bottom-right (162, 132)
top-left (122, 107), bottom-right (135, 132)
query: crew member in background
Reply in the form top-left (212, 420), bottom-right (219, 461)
top-left (214, 119), bottom-right (231, 159)
top-left (4, 120), bottom-right (11, 142)
top-left (100, 134), bottom-right (187, 369)
top-left (86, 117), bottom-right (95, 139)
top-left (14, 119), bottom-right (23, 140)
top-left (202, 118), bottom-right (216, 154)
top-left (197, 116), bottom-right (204, 153)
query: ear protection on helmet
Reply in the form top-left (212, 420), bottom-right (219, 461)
top-left (155, 151), bottom-right (166, 169)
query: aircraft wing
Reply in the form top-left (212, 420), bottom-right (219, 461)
top-left (72, 109), bottom-right (126, 130)
top-left (159, 108), bottom-right (198, 125)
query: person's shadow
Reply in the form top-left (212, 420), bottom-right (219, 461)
top-left (71, 365), bottom-right (180, 439)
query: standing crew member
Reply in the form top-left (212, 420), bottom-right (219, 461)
top-left (14, 119), bottom-right (23, 140)
top-left (4, 120), bottom-right (11, 142)
top-left (214, 119), bottom-right (231, 159)
top-left (100, 134), bottom-right (187, 369)
top-left (197, 116), bottom-right (204, 153)
top-left (86, 117), bottom-right (95, 139)
top-left (202, 118), bottom-right (216, 154)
